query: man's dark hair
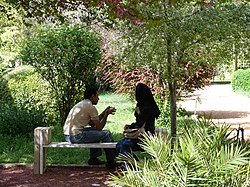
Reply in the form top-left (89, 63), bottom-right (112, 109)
top-left (84, 85), bottom-right (99, 99)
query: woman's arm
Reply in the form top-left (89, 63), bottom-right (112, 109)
top-left (133, 106), bottom-right (151, 128)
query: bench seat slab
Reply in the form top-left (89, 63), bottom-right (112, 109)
top-left (44, 142), bottom-right (117, 149)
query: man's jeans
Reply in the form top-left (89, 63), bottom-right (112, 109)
top-left (65, 127), bottom-right (117, 163)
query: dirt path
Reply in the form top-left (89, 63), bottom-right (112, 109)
top-left (178, 83), bottom-right (250, 140)
top-left (0, 164), bottom-right (115, 187)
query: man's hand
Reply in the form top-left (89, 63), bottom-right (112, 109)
top-left (104, 106), bottom-right (116, 115)
top-left (93, 106), bottom-right (116, 130)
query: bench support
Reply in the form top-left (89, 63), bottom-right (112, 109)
top-left (34, 127), bottom-right (52, 174)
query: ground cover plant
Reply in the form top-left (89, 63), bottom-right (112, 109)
top-left (108, 119), bottom-right (250, 187)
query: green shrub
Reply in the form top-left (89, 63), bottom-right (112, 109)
top-left (0, 134), bottom-right (34, 163)
top-left (156, 99), bottom-right (190, 129)
top-left (0, 104), bottom-right (45, 135)
top-left (21, 24), bottom-right (102, 125)
top-left (0, 66), bottom-right (58, 136)
top-left (231, 69), bottom-right (250, 97)
top-left (109, 118), bottom-right (250, 187)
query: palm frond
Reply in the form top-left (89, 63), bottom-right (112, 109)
top-left (109, 118), bottom-right (250, 187)
top-left (212, 144), bottom-right (250, 173)
top-left (140, 133), bottom-right (173, 168)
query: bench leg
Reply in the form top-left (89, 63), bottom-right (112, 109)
top-left (34, 127), bottom-right (41, 174)
top-left (34, 127), bottom-right (51, 174)
top-left (39, 145), bottom-right (46, 174)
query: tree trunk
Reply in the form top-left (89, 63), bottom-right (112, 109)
top-left (165, 37), bottom-right (177, 139)
top-left (168, 80), bottom-right (177, 139)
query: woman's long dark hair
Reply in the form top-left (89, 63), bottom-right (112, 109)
top-left (135, 83), bottom-right (161, 118)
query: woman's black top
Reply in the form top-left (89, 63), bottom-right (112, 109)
top-left (129, 103), bottom-right (156, 135)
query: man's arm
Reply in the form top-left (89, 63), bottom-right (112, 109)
top-left (90, 106), bottom-right (116, 130)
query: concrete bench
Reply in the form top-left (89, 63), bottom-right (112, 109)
top-left (34, 127), bottom-right (168, 174)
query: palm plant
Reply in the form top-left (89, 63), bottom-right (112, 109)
top-left (107, 118), bottom-right (250, 187)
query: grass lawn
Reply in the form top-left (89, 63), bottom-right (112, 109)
top-left (0, 92), bottom-right (136, 164)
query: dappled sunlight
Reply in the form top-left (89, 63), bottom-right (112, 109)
top-left (196, 110), bottom-right (250, 119)
top-left (179, 84), bottom-right (250, 141)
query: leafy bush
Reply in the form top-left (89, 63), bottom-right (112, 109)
top-left (231, 69), bottom-right (250, 97)
top-left (97, 56), bottom-right (214, 101)
top-left (96, 58), bottom-right (166, 99)
top-left (109, 118), bottom-right (250, 187)
top-left (20, 24), bottom-right (101, 124)
top-left (156, 98), bottom-right (191, 129)
top-left (178, 61), bottom-right (214, 92)
top-left (0, 66), bottom-right (58, 136)
top-left (0, 104), bottom-right (45, 136)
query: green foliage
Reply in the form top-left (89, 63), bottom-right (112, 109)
top-left (109, 119), bottom-right (250, 187)
top-left (0, 0), bottom-right (25, 66)
top-left (231, 69), bottom-right (250, 97)
top-left (156, 99), bottom-right (191, 130)
top-left (156, 100), bottom-right (171, 128)
top-left (20, 24), bottom-right (102, 124)
top-left (0, 104), bottom-right (44, 136)
top-left (112, 2), bottom-right (250, 89)
top-left (0, 134), bottom-right (34, 163)
top-left (0, 66), bottom-right (58, 136)
top-left (17, 0), bottom-right (100, 23)
top-left (0, 68), bottom-right (12, 104)
top-left (97, 61), bottom-right (166, 99)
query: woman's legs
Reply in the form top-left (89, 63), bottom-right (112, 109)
top-left (116, 138), bottom-right (134, 156)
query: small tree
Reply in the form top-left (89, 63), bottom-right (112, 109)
top-left (102, 1), bottom-right (250, 138)
top-left (21, 24), bottom-right (102, 125)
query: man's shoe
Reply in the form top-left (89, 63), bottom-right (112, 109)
top-left (105, 161), bottom-right (121, 169)
top-left (88, 158), bottom-right (105, 165)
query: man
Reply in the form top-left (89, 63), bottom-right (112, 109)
top-left (63, 85), bottom-right (118, 168)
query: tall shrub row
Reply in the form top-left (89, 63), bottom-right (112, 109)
top-left (0, 66), bottom-right (57, 136)
top-left (231, 69), bottom-right (250, 97)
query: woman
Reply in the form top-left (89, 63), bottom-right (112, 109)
top-left (116, 83), bottom-right (161, 158)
